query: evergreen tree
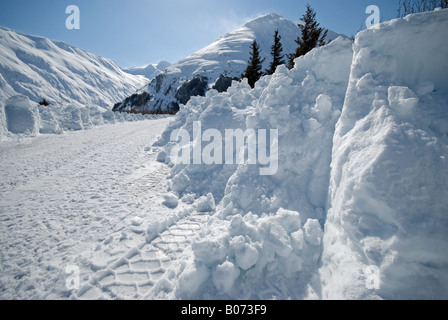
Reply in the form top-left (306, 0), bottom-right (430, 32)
top-left (242, 40), bottom-right (265, 88)
top-left (266, 30), bottom-right (285, 75)
top-left (288, 4), bottom-right (328, 69)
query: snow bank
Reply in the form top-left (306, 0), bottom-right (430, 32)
top-left (320, 9), bottom-right (448, 300)
top-left (152, 9), bottom-right (448, 300)
top-left (4, 95), bottom-right (40, 136)
top-left (152, 37), bottom-right (354, 299)
top-left (0, 102), bottom-right (9, 141)
top-left (0, 95), bottom-right (170, 141)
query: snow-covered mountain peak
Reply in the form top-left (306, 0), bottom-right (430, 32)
top-left (123, 61), bottom-right (171, 81)
top-left (243, 12), bottom-right (289, 29)
top-left (113, 13), bottom-right (345, 114)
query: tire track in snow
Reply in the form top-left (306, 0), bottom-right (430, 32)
top-left (74, 150), bottom-right (210, 299)
top-left (1, 118), bottom-right (197, 299)
top-left (77, 212), bottom-right (210, 300)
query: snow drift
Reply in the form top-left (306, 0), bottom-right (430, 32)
top-left (0, 95), bottom-right (169, 141)
top-left (152, 9), bottom-right (448, 299)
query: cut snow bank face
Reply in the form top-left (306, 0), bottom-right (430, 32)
top-left (4, 95), bottom-right (39, 135)
top-left (321, 9), bottom-right (448, 300)
top-left (151, 37), bottom-right (354, 299)
top-left (152, 9), bottom-right (448, 300)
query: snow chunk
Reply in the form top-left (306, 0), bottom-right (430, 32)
top-left (157, 150), bottom-right (167, 163)
top-left (303, 219), bottom-right (323, 246)
top-left (178, 262), bottom-right (210, 295)
top-left (388, 86), bottom-right (419, 117)
top-left (162, 193), bottom-right (179, 209)
top-left (195, 193), bottom-right (216, 213)
top-left (231, 236), bottom-right (259, 270)
top-left (193, 236), bottom-right (228, 266)
top-left (212, 261), bottom-right (240, 293)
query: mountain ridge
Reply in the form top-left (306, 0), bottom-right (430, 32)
top-left (123, 61), bottom-right (172, 81)
top-left (112, 13), bottom-right (346, 114)
top-left (0, 25), bottom-right (147, 108)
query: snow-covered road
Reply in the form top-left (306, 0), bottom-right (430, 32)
top-left (0, 118), bottom-right (208, 299)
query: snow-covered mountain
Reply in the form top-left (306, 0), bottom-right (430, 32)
top-left (1, 8), bottom-right (447, 301)
top-left (0, 26), bottom-right (147, 108)
top-left (123, 61), bottom-right (171, 81)
top-left (113, 13), bottom-right (344, 114)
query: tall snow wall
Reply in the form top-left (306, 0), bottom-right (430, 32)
top-left (320, 9), bottom-right (448, 299)
top-left (153, 9), bottom-right (448, 300)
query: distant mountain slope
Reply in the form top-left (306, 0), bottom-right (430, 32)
top-left (113, 13), bottom-right (344, 114)
top-left (123, 61), bottom-right (171, 81)
top-left (0, 26), bottom-right (147, 108)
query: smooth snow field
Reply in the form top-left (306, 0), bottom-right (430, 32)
top-left (0, 118), bottom-right (203, 299)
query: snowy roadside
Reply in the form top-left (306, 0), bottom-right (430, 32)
top-left (0, 118), bottom-right (206, 299)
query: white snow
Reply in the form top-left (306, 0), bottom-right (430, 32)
top-left (163, 193), bottom-right (179, 209)
top-left (320, 8), bottom-right (448, 300)
top-left (4, 95), bottom-right (40, 135)
top-left (123, 61), bottom-right (171, 81)
top-left (0, 119), bottom-right (176, 299)
top-left (0, 26), bottom-right (147, 108)
top-left (1, 9), bottom-right (447, 300)
top-left (150, 9), bottom-right (448, 300)
top-left (122, 13), bottom-right (344, 113)
top-left (0, 94), bottom-right (170, 141)
top-left (195, 193), bottom-right (216, 213)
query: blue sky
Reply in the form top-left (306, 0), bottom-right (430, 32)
top-left (0, 0), bottom-right (400, 68)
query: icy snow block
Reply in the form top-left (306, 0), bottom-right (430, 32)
top-left (162, 193), bottom-right (179, 209)
top-left (261, 220), bottom-right (293, 258)
top-left (195, 193), bottom-right (216, 212)
top-left (4, 95), bottom-right (39, 135)
top-left (193, 237), bottom-right (228, 266)
top-left (231, 236), bottom-right (259, 271)
top-left (212, 261), bottom-right (240, 293)
top-left (178, 262), bottom-right (210, 295)
top-left (60, 105), bottom-right (84, 131)
top-left (157, 150), bottom-right (167, 163)
top-left (303, 219), bottom-right (323, 246)
top-left (388, 86), bottom-right (419, 117)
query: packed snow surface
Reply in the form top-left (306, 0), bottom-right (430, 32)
top-left (1, 9), bottom-right (447, 300)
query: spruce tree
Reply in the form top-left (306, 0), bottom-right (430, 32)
top-left (242, 40), bottom-right (265, 88)
top-left (288, 4), bottom-right (328, 69)
top-left (266, 30), bottom-right (285, 75)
